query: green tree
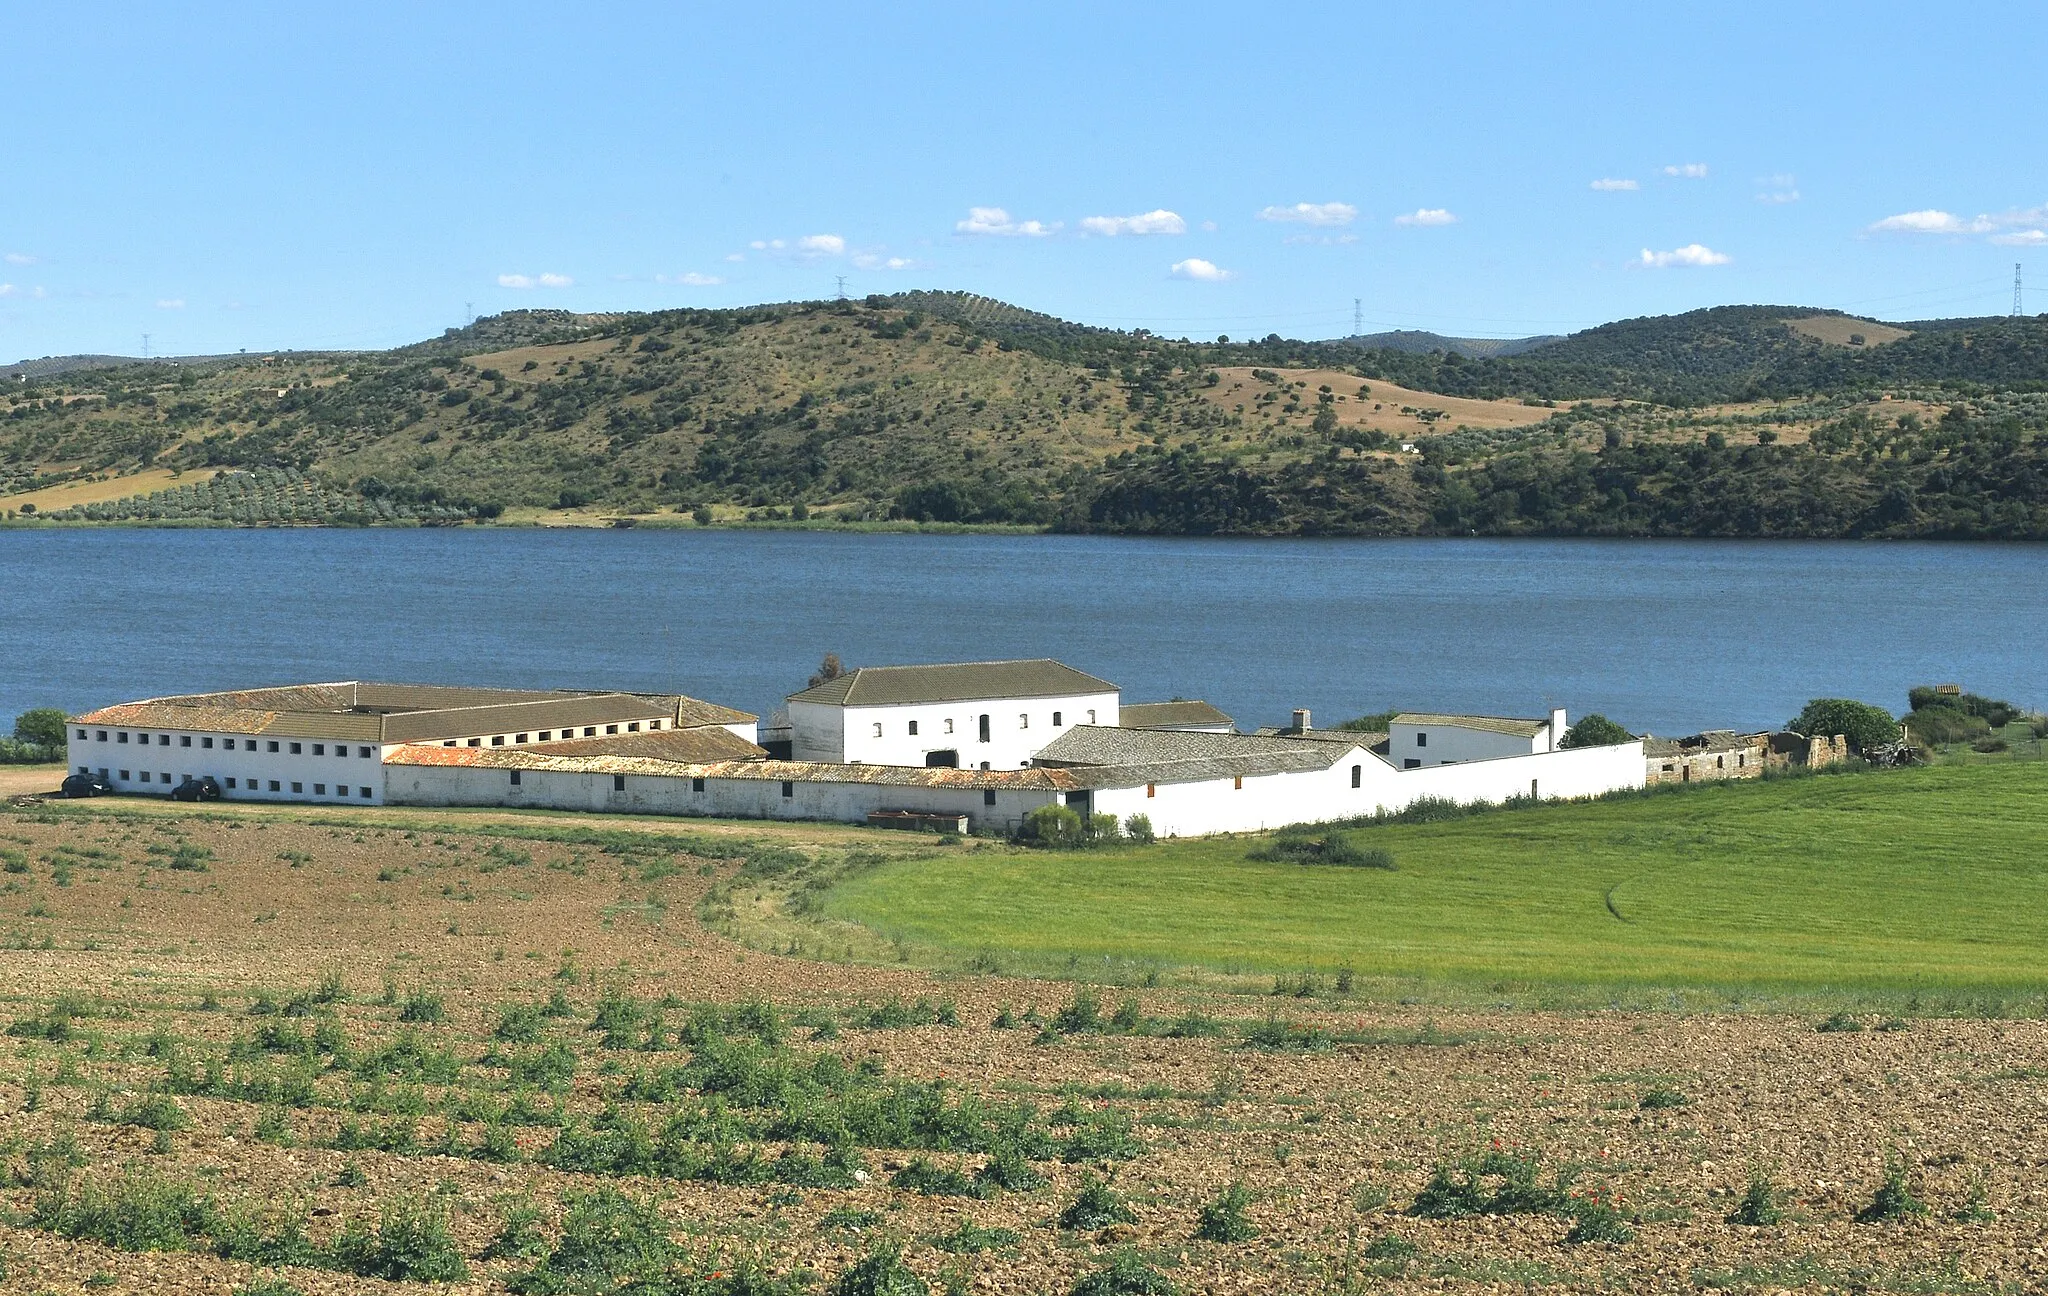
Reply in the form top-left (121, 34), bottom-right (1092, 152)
top-left (13, 709), bottom-right (68, 753)
top-left (1788, 698), bottom-right (1899, 753)
top-left (1560, 714), bottom-right (1632, 749)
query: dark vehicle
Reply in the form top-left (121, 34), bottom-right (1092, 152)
top-left (60, 772), bottom-right (114, 798)
top-left (169, 776), bottom-right (222, 802)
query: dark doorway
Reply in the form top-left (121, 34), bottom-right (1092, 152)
top-left (1065, 790), bottom-right (1092, 817)
top-left (977, 714), bottom-right (991, 743)
top-left (925, 749), bottom-right (959, 768)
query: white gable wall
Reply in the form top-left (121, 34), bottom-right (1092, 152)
top-left (1389, 714), bottom-right (1564, 767)
top-left (795, 691), bottom-right (1119, 769)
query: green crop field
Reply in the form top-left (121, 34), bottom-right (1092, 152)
top-left (819, 763), bottom-right (2048, 1004)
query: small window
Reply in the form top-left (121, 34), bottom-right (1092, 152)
top-left (612, 774), bottom-right (626, 791)
top-left (311, 743), bottom-right (324, 756)
top-left (944, 718), bottom-right (954, 734)
top-left (907, 720), bottom-right (918, 736)
top-left (1019, 713), bottom-right (1029, 729)
top-left (516, 733), bottom-right (529, 743)
top-left (1233, 775), bottom-right (1243, 790)
top-left (691, 777), bottom-right (705, 793)
top-left (1087, 709), bottom-right (1096, 724)
top-left (651, 719), bottom-right (663, 730)
top-left (1146, 783), bottom-right (1155, 798)
top-left (980, 761), bottom-right (991, 770)
top-left (225, 777), bottom-right (236, 788)
top-left (1053, 711), bottom-right (1062, 727)
top-left (289, 742), bottom-right (302, 755)
top-left (978, 715), bottom-right (990, 743)
top-left (509, 770), bottom-right (522, 786)
top-left (119, 769), bottom-right (131, 780)
top-left (605, 724), bottom-right (618, 735)
top-left (268, 780), bottom-right (280, 792)
top-left (468, 738), bottom-right (481, 747)
top-left (443, 739), bottom-right (455, 747)
top-left (201, 736), bottom-right (213, 749)
top-left (627, 722), bottom-right (640, 733)
top-left (491, 736), bottom-right (505, 746)
top-left (359, 787), bottom-right (372, 798)
top-left (584, 727), bottom-right (596, 737)
top-left (223, 738), bottom-right (236, 750)
top-left (180, 735), bottom-right (192, 748)
top-left (76, 728), bottom-right (87, 740)
top-left (1416, 732), bottom-right (1427, 748)
top-left (268, 741), bottom-right (280, 753)
top-left (872, 722), bottom-right (883, 738)
top-left (160, 771), bottom-right (170, 782)
top-left (1716, 755), bottom-right (1725, 769)
top-left (538, 731), bottom-right (552, 741)
top-left (359, 746), bottom-right (372, 758)
top-left (139, 771), bottom-right (151, 783)
top-left (118, 732), bottom-right (130, 744)
top-left (1403, 758), bottom-right (1421, 769)
top-left (1351, 764), bottom-right (1362, 788)
top-left (96, 730), bottom-right (107, 741)
top-left (780, 780), bottom-right (794, 798)
top-left (983, 790), bottom-right (996, 806)
top-left (313, 783), bottom-right (326, 795)
top-left (291, 782), bottom-right (303, 793)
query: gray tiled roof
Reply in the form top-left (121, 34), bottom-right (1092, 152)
top-left (1393, 712), bottom-right (1548, 738)
top-left (1033, 725), bottom-right (1363, 787)
top-left (787, 659), bottom-right (1118, 707)
top-left (1120, 700), bottom-right (1234, 729)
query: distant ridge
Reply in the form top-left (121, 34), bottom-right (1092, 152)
top-left (1336, 329), bottom-right (1562, 359)
top-left (1, 352), bottom-right (313, 380)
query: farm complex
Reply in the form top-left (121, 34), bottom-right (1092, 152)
top-left (67, 661), bottom-right (1648, 836)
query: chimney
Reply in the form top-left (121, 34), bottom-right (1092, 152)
top-left (1291, 708), bottom-right (1311, 734)
top-left (1549, 707), bottom-right (1568, 751)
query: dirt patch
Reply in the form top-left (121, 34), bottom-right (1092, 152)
top-left (2, 466), bottom-right (221, 513)
top-left (0, 764), bottom-right (64, 797)
top-left (0, 801), bottom-right (2044, 1295)
top-left (1785, 316), bottom-right (1913, 348)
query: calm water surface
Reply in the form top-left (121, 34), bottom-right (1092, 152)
top-left (1, 529), bottom-right (2042, 737)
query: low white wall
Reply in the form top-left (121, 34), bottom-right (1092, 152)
top-left (1092, 740), bottom-right (1644, 837)
top-left (794, 691), bottom-right (1119, 770)
top-left (68, 726), bottom-right (384, 804)
top-left (384, 764), bottom-right (1060, 835)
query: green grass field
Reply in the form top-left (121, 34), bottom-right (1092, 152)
top-left (821, 763), bottom-right (2048, 1004)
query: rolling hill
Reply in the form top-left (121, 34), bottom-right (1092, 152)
top-left (4, 294), bottom-right (2046, 538)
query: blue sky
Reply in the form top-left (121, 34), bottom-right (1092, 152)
top-left (3, 1), bottom-right (2043, 359)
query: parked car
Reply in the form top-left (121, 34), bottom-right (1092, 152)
top-left (169, 776), bottom-right (222, 802)
top-left (60, 772), bottom-right (114, 798)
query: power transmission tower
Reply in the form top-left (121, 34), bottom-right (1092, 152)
top-left (1353, 298), bottom-right (1363, 336)
top-left (834, 275), bottom-right (848, 300)
top-left (464, 301), bottom-right (474, 325)
top-left (2015, 264), bottom-right (2024, 317)
top-left (141, 333), bottom-right (151, 359)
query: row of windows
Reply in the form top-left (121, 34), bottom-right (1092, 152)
top-left (443, 720), bottom-right (656, 749)
top-left (871, 710), bottom-right (1096, 741)
top-left (81, 766), bottom-right (372, 797)
top-left (82, 729), bottom-right (373, 758)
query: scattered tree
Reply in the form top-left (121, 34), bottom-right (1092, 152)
top-left (1560, 714), bottom-right (1632, 749)
top-left (808, 654), bottom-right (847, 689)
top-left (1787, 699), bottom-right (1899, 753)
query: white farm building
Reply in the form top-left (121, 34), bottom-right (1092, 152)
top-left (67, 661), bottom-right (1645, 837)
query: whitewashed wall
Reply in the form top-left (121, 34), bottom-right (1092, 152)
top-left (68, 724), bottom-right (385, 804)
top-left (384, 763), bottom-right (1062, 834)
top-left (1092, 739), bottom-right (1644, 837)
top-left (792, 691), bottom-right (1119, 769)
top-left (1387, 713), bottom-right (1564, 767)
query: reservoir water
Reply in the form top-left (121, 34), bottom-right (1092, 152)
top-left (1, 528), bottom-right (2041, 738)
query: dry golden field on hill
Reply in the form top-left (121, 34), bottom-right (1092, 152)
top-left (1, 800), bottom-right (2043, 1295)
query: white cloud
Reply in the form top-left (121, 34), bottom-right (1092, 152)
top-left (3, 252), bottom-right (35, 265)
top-left (1590, 178), bottom-right (1639, 192)
top-left (954, 206), bottom-right (1058, 237)
top-left (797, 233), bottom-right (845, 255)
top-left (498, 273), bottom-right (573, 289)
top-left (1169, 257), bottom-right (1231, 281)
top-left (155, 298), bottom-right (186, 309)
top-left (1256, 201), bottom-right (1357, 227)
top-left (1870, 208), bottom-right (1998, 235)
top-left (658, 272), bottom-right (724, 286)
top-left (724, 252), bottom-right (745, 262)
top-left (1200, 219), bottom-right (1218, 232)
top-left (851, 254), bottom-right (919, 271)
top-left (0, 283), bottom-right (14, 297)
top-left (1079, 209), bottom-right (1186, 236)
top-left (749, 239), bottom-right (785, 251)
top-left (1755, 174), bottom-right (1799, 203)
top-left (1992, 229), bottom-right (2048, 246)
top-left (1394, 208), bottom-right (1457, 227)
top-left (1663, 163), bottom-right (1709, 178)
top-left (1637, 243), bottom-right (1731, 268)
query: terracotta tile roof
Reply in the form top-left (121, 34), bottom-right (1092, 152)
top-left (383, 743), bottom-right (1082, 790)
top-left (527, 728), bottom-right (765, 762)
top-left (788, 659), bottom-right (1117, 707)
top-left (1393, 712), bottom-right (1549, 738)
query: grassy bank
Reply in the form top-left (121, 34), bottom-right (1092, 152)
top-left (816, 762), bottom-right (2048, 1007)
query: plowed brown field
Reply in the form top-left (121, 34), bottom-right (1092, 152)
top-left (1, 803), bottom-right (2041, 1295)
